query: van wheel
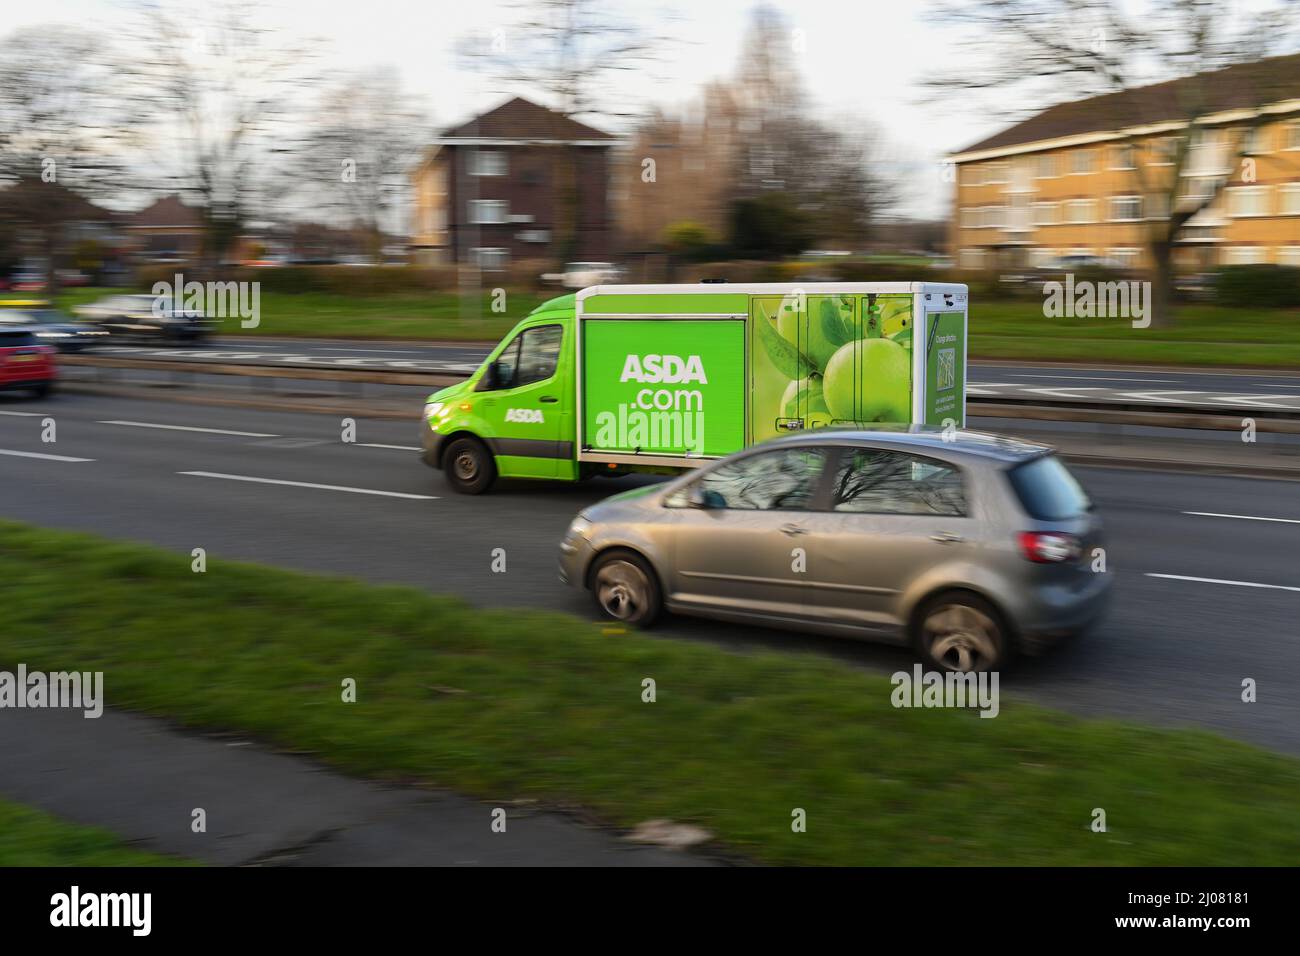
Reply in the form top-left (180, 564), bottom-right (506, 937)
top-left (590, 551), bottom-right (661, 627)
top-left (914, 591), bottom-right (1008, 673)
top-left (443, 437), bottom-right (496, 495)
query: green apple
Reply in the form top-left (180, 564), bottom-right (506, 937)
top-left (822, 338), bottom-right (910, 422)
top-left (781, 376), bottom-right (833, 427)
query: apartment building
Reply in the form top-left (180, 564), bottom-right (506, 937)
top-left (949, 54), bottom-right (1300, 272)
top-left (409, 97), bottom-right (614, 269)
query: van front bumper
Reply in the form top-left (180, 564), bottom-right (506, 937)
top-left (420, 419), bottom-right (442, 469)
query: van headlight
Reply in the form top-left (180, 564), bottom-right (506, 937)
top-left (423, 401), bottom-right (444, 420)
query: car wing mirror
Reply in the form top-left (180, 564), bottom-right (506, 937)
top-left (688, 486), bottom-right (723, 509)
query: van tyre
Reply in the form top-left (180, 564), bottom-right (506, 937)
top-left (914, 591), bottom-right (1009, 673)
top-left (590, 550), bottom-right (661, 628)
top-left (444, 437), bottom-right (496, 495)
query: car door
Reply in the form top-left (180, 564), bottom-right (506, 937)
top-left (475, 323), bottom-right (566, 477)
top-left (801, 446), bottom-right (977, 632)
top-left (665, 445), bottom-right (832, 623)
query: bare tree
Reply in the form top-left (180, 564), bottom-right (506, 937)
top-left (286, 68), bottom-right (432, 260)
top-left (0, 25), bottom-right (144, 291)
top-left (457, 0), bottom-right (679, 266)
top-left (132, 0), bottom-right (319, 268)
top-left (928, 0), bottom-right (1300, 323)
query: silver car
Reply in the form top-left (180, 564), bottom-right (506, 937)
top-left (559, 429), bottom-right (1112, 672)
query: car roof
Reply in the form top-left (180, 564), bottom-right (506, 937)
top-left (754, 426), bottom-right (1053, 465)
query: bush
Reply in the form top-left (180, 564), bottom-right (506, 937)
top-left (1214, 265), bottom-right (1300, 309)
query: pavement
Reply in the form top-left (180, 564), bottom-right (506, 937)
top-left (4, 389), bottom-right (1300, 863)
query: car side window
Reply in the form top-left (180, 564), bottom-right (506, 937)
top-left (686, 447), bottom-right (828, 511)
top-left (516, 325), bottom-right (563, 386)
top-left (831, 449), bottom-right (967, 516)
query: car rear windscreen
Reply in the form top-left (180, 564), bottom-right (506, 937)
top-left (1007, 454), bottom-right (1091, 520)
top-left (0, 330), bottom-right (37, 347)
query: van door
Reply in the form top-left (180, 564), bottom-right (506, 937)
top-left (475, 323), bottom-right (566, 478)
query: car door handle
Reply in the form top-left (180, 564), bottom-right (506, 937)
top-left (930, 532), bottom-right (964, 544)
top-left (780, 524), bottom-right (808, 536)
top-left (539, 395), bottom-right (559, 403)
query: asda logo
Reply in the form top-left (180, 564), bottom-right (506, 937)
top-left (620, 354), bottom-right (708, 385)
top-left (505, 408), bottom-right (545, 423)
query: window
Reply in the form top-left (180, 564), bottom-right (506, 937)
top-left (1108, 196), bottom-right (1142, 221)
top-left (1228, 186), bottom-right (1270, 217)
top-left (960, 206), bottom-right (977, 229)
top-left (1285, 121), bottom-right (1300, 151)
top-left (1110, 144), bottom-right (1136, 170)
top-left (1281, 184), bottom-right (1300, 215)
top-left (1107, 248), bottom-right (1141, 268)
top-left (1036, 154), bottom-right (1057, 178)
top-left (830, 449), bottom-right (966, 516)
top-left (1065, 200), bottom-right (1097, 224)
top-left (1030, 248), bottom-right (1059, 267)
top-left (1148, 137), bottom-right (1178, 166)
top-left (470, 151), bottom-right (507, 176)
top-left (1223, 247), bottom-right (1267, 266)
top-left (469, 199), bottom-right (509, 224)
top-left (682, 447), bottom-right (828, 511)
top-left (480, 324), bottom-right (562, 391)
top-left (1146, 193), bottom-right (1170, 219)
top-left (1279, 247), bottom-right (1300, 267)
top-left (1007, 455), bottom-right (1090, 520)
top-left (471, 247), bottom-right (509, 270)
top-left (1241, 127), bottom-right (1266, 155)
top-left (959, 248), bottom-right (986, 269)
top-left (1032, 202), bottom-right (1058, 226)
top-left (981, 205), bottom-right (1007, 228)
top-left (1071, 149), bottom-right (1095, 174)
top-left (985, 161), bottom-right (1009, 184)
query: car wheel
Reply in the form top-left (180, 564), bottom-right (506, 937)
top-left (915, 592), bottom-right (1008, 673)
top-left (443, 437), bottom-right (496, 495)
top-left (31, 381), bottom-right (54, 399)
top-left (590, 551), bottom-right (661, 627)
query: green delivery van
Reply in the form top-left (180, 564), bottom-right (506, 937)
top-left (420, 282), bottom-right (968, 493)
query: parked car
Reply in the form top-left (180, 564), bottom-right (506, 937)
top-left (73, 294), bottom-right (214, 343)
top-left (559, 428), bottom-right (1111, 672)
top-left (541, 262), bottom-right (625, 288)
top-left (0, 303), bottom-right (110, 353)
top-left (0, 327), bottom-right (57, 397)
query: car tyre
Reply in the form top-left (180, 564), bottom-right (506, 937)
top-left (914, 591), bottom-right (1010, 673)
top-left (31, 381), bottom-right (54, 399)
top-left (589, 550), bottom-right (661, 628)
top-left (443, 437), bottom-right (496, 495)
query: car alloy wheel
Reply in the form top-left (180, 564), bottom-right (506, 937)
top-left (922, 601), bottom-right (1001, 672)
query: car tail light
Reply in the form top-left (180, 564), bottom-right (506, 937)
top-left (1017, 531), bottom-right (1081, 563)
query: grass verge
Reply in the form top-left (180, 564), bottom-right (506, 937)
top-left (2, 520), bottom-right (1298, 865)
top-left (0, 798), bottom-right (187, 866)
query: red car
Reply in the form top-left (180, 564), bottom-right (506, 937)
top-left (0, 327), bottom-right (56, 398)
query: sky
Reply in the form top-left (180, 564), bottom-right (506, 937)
top-left (4, 0), bottom-right (1159, 221)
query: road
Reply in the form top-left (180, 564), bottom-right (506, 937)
top-left (2, 389), bottom-right (1298, 756)
top-left (83, 336), bottom-right (1300, 413)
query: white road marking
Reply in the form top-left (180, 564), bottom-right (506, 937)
top-left (1008, 374), bottom-right (1178, 383)
top-left (1146, 573), bottom-right (1300, 593)
top-left (99, 420), bottom-right (278, 438)
top-left (0, 410), bottom-right (42, 417)
top-left (0, 448), bottom-right (94, 462)
top-left (318, 347), bottom-right (424, 354)
top-left (1183, 511), bottom-right (1300, 525)
top-left (355, 443), bottom-right (422, 451)
top-left (178, 471), bottom-right (437, 499)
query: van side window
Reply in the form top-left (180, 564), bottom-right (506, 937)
top-left (480, 325), bottom-right (562, 391)
top-left (516, 325), bottom-right (563, 386)
top-left (831, 449), bottom-right (967, 516)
